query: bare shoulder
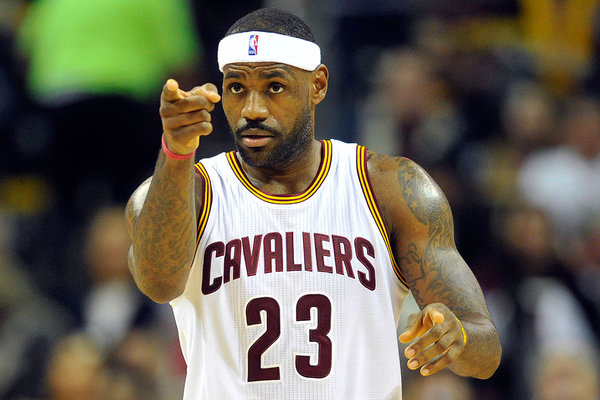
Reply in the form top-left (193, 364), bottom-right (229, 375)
top-left (365, 150), bottom-right (450, 234)
top-left (125, 172), bottom-right (206, 235)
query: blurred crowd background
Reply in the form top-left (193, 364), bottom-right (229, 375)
top-left (1, 0), bottom-right (599, 399)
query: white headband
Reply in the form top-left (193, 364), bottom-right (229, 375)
top-left (217, 31), bottom-right (321, 72)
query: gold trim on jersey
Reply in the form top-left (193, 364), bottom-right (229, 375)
top-left (356, 146), bottom-right (409, 288)
top-left (194, 162), bottom-right (213, 247)
top-left (226, 140), bottom-right (332, 204)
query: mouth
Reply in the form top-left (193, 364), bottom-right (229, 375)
top-left (239, 129), bottom-right (274, 148)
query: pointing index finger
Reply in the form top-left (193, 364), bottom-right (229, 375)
top-left (163, 79), bottom-right (188, 102)
top-left (399, 314), bottom-right (421, 343)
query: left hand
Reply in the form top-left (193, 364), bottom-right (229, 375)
top-left (398, 303), bottom-right (467, 376)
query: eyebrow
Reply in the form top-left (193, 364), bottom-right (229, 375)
top-left (223, 71), bottom-right (243, 80)
top-left (258, 69), bottom-right (292, 80)
top-left (223, 65), bottom-right (294, 81)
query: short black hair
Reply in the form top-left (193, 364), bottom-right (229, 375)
top-left (225, 8), bottom-right (317, 44)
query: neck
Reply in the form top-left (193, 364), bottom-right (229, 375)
top-left (237, 139), bottom-right (322, 195)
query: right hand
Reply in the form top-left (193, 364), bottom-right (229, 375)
top-left (160, 78), bottom-right (221, 155)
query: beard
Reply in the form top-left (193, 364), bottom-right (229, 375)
top-left (230, 103), bottom-right (313, 168)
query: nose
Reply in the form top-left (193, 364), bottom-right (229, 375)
top-left (241, 90), bottom-right (268, 121)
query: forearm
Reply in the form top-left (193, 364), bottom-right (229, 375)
top-left (449, 312), bottom-right (501, 379)
top-left (131, 151), bottom-right (197, 303)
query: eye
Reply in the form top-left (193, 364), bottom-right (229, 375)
top-left (229, 83), bottom-right (244, 94)
top-left (269, 83), bottom-right (284, 94)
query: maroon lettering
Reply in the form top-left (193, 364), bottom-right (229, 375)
top-left (202, 241), bottom-right (224, 295)
top-left (264, 232), bottom-right (283, 273)
top-left (285, 232), bottom-right (302, 271)
top-left (245, 294), bottom-right (332, 382)
top-left (314, 233), bottom-right (333, 273)
top-left (205, 233), bottom-right (378, 295)
top-left (242, 235), bottom-right (262, 276)
top-left (303, 232), bottom-right (313, 271)
top-left (295, 294), bottom-right (332, 378)
top-left (224, 239), bottom-right (241, 283)
top-left (355, 237), bottom-right (376, 291)
top-left (332, 235), bottom-right (355, 278)
top-left (246, 297), bottom-right (281, 381)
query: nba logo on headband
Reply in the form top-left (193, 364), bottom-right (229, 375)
top-left (218, 31), bottom-right (321, 71)
top-left (248, 34), bottom-right (259, 55)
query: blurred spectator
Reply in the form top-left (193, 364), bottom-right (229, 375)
top-left (556, 212), bottom-right (600, 342)
top-left (517, 95), bottom-right (600, 240)
top-left (486, 202), bottom-right (599, 399)
top-left (82, 206), bottom-right (163, 353)
top-left (44, 330), bottom-right (182, 400)
top-left (577, 213), bottom-right (600, 309)
top-left (403, 370), bottom-right (476, 400)
top-left (16, 0), bottom-right (203, 211)
top-left (0, 212), bottom-right (74, 399)
top-left (107, 327), bottom-right (185, 399)
top-left (45, 333), bottom-right (106, 400)
top-left (464, 79), bottom-right (558, 208)
top-left (358, 45), bottom-right (466, 168)
top-left (80, 206), bottom-right (185, 397)
top-left (532, 349), bottom-right (599, 400)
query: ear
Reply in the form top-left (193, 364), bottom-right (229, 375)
top-left (310, 64), bottom-right (329, 105)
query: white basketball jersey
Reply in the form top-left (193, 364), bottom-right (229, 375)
top-left (170, 139), bottom-right (410, 400)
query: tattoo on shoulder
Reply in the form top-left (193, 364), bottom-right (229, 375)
top-left (397, 158), bottom-right (451, 229)
top-left (397, 159), bottom-right (432, 225)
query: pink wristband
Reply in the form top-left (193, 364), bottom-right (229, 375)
top-left (161, 134), bottom-right (195, 160)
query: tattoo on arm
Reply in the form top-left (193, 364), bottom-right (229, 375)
top-left (397, 159), bottom-right (501, 378)
top-left (376, 155), bottom-right (501, 377)
top-left (129, 153), bottom-right (198, 301)
top-left (396, 159), bottom-right (466, 313)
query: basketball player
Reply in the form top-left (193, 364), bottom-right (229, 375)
top-left (126, 8), bottom-right (501, 399)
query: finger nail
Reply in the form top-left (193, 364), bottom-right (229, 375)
top-left (405, 348), bottom-right (415, 358)
top-left (408, 360), bottom-right (418, 369)
top-left (421, 368), bottom-right (430, 376)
